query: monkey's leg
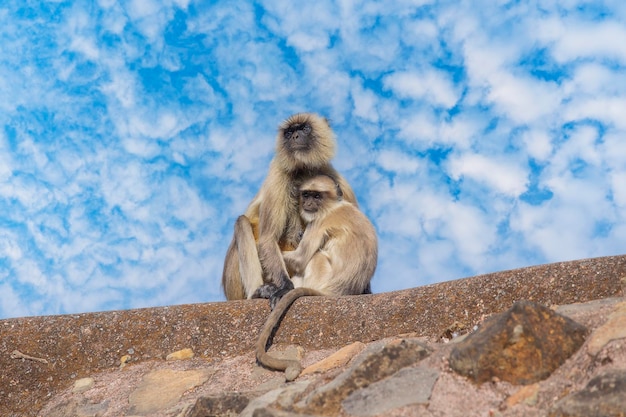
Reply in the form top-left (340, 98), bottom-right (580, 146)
top-left (255, 287), bottom-right (323, 381)
top-left (222, 239), bottom-right (245, 300)
top-left (257, 238), bottom-right (294, 299)
top-left (300, 253), bottom-right (335, 295)
top-left (253, 239), bottom-right (295, 308)
top-left (290, 275), bottom-right (304, 288)
top-left (233, 215), bottom-right (264, 298)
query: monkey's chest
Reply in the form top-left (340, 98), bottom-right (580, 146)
top-left (249, 214), bottom-right (302, 252)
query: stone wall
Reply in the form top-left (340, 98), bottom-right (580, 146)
top-left (1, 255), bottom-right (625, 416)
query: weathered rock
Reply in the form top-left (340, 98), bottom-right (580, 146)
top-left (166, 348), bottom-right (195, 361)
top-left (301, 341), bottom-right (366, 376)
top-left (240, 381), bottom-right (311, 417)
top-left (341, 366), bottom-right (440, 416)
top-left (587, 300), bottom-right (626, 356)
top-left (185, 392), bottom-right (254, 417)
top-left (2, 255), bottom-right (624, 417)
top-left (505, 383), bottom-right (540, 407)
top-left (128, 369), bottom-right (211, 415)
top-left (549, 370), bottom-right (626, 417)
top-left (264, 346), bottom-right (304, 364)
top-left (252, 408), bottom-right (317, 417)
top-left (72, 377), bottom-right (95, 394)
top-left (43, 397), bottom-right (109, 417)
top-left (296, 338), bottom-right (431, 415)
top-left (449, 300), bottom-right (588, 385)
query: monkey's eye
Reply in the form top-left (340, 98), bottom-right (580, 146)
top-left (314, 193), bottom-right (322, 200)
top-left (302, 124), bottom-right (312, 134)
top-left (284, 131), bottom-right (292, 139)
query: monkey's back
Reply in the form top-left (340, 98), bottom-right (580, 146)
top-left (317, 202), bottom-right (378, 294)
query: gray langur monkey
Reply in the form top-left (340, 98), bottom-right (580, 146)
top-left (256, 175), bottom-right (378, 381)
top-left (221, 113), bottom-right (359, 306)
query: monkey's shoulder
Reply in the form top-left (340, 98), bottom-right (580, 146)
top-left (319, 203), bottom-right (369, 229)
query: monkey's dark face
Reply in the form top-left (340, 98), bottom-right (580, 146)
top-left (300, 190), bottom-right (325, 214)
top-left (283, 123), bottom-right (313, 152)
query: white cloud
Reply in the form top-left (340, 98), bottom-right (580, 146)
top-left (564, 97), bottom-right (626, 130)
top-left (511, 169), bottom-right (618, 262)
top-left (439, 113), bottom-right (486, 150)
top-left (547, 124), bottom-right (602, 175)
top-left (0, 283), bottom-right (31, 319)
top-left (2, 0), bottom-right (626, 319)
top-left (541, 18), bottom-right (626, 64)
top-left (395, 110), bottom-right (440, 147)
top-left (351, 80), bottom-right (380, 123)
top-left (0, 231), bottom-right (23, 261)
top-left (521, 129), bottom-right (553, 161)
top-left (444, 201), bottom-right (497, 270)
top-left (287, 32), bottom-right (329, 52)
top-left (377, 150), bottom-right (420, 175)
top-left (602, 131), bottom-right (626, 171)
top-left (487, 73), bottom-right (562, 124)
top-left (565, 63), bottom-right (626, 96)
top-left (447, 153), bottom-right (529, 197)
top-left (383, 69), bottom-right (460, 108)
top-left (610, 171), bottom-right (626, 208)
top-left (101, 69), bottom-right (139, 110)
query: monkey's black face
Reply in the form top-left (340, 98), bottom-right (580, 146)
top-left (300, 190), bottom-right (324, 213)
top-left (283, 123), bottom-right (313, 152)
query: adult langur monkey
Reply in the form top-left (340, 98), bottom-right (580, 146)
top-left (221, 113), bottom-right (359, 306)
top-left (256, 175), bottom-right (378, 381)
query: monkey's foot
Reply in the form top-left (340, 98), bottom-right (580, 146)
top-left (251, 284), bottom-right (278, 300)
top-left (252, 282), bottom-right (294, 310)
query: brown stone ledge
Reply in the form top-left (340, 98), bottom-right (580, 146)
top-left (1, 254), bottom-right (625, 416)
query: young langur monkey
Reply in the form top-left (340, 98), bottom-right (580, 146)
top-left (256, 175), bottom-right (378, 381)
top-left (221, 113), bottom-right (359, 306)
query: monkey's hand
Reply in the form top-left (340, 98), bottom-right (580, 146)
top-left (252, 281), bottom-right (294, 310)
top-left (251, 283), bottom-right (278, 300)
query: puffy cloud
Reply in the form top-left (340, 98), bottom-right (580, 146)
top-left (383, 69), bottom-right (460, 108)
top-left (447, 154), bottom-right (529, 197)
top-left (377, 149), bottom-right (420, 175)
top-left (1, 0), bottom-right (625, 319)
top-left (540, 18), bottom-right (626, 64)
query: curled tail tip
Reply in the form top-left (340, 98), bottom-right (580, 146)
top-left (285, 364), bottom-right (303, 382)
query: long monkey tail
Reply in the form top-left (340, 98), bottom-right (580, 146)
top-left (255, 287), bottom-right (324, 381)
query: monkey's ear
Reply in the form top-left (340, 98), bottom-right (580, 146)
top-left (335, 182), bottom-right (343, 200)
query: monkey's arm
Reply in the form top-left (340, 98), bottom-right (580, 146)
top-left (282, 223), bottom-right (328, 274)
top-left (254, 169), bottom-right (295, 303)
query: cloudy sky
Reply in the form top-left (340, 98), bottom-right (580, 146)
top-left (1, 0), bottom-right (625, 319)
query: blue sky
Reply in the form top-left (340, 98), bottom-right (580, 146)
top-left (1, 0), bottom-right (625, 319)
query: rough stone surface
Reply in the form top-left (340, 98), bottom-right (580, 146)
top-left (32, 295), bottom-right (626, 417)
top-left (2, 255), bottom-right (624, 417)
top-left (296, 338), bottom-right (432, 415)
top-left (186, 392), bottom-right (255, 417)
top-left (166, 348), bottom-right (195, 361)
top-left (239, 381), bottom-right (311, 417)
top-left (449, 300), bottom-right (589, 384)
top-left (128, 369), bottom-right (211, 415)
top-left (341, 366), bottom-right (440, 416)
top-left (1, 255), bottom-right (626, 417)
top-left (301, 341), bottom-right (366, 376)
top-left (586, 300), bottom-right (626, 356)
top-left (72, 377), bottom-right (95, 394)
top-left (505, 383), bottom-right (540, 407)
top-left (251, 409), bottom-right (318, 417)
top-left (549, 370), bottom-right (626, 417)
top-left (43, 397), bottom-right (110, 417)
